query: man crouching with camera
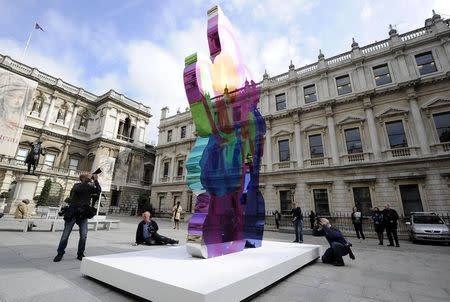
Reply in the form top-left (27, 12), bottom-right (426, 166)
top-left (135, 211), bottom-right (178, 246)
top-left (54, 173), bottom-right (101, 262)
top-left (313, 217), bottom-right (355, 266)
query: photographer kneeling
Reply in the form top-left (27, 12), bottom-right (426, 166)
top-left (313, 217), bottom-right (355, 266)
top-left (135, 211), bottom-right (179, 245)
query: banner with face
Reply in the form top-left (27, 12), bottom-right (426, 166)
top-left (0, 69), bottom-right (37, 156)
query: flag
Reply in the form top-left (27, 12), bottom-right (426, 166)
top-left (35, 23), bottom-right (44, 32)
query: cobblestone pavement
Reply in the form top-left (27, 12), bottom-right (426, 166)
top-left (0, 216), bottom-right (449, 302)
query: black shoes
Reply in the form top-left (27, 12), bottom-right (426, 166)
top-left (333, 261), bottom-right (345, 266)
top-left (77, 254), bottom-right (85, 261)
top-left (387, 244), bottom-right (394, 246)
top-left (53, 254), bottom-right (63, 262)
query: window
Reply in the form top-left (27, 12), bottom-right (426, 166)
top-left (279, 190), bottom-right (292, 214)
top-left (386, 120), bottom-right (407, 148)
top-left (44, 154), bottom-right (56, 167)
top-left (275, 93), bottom-right (286, 111)
top-left (233, 106), bottom-right (241, 122)
top-left (433, 112), bottom-right (450, 142)
top-left (177, 160), bottom-right (184, 176)
top-left (180, 126), bottom-right (187, 139)
top-left (309, 134), bottom-right (324, 158)
top-left (373, 64), bottom-right (392, 86)
top-left (278, 139), bottom-right (290, 162)
top-left (167, 130), bottom-right (172, 142)
top-left (110, 190), bottom-right (121, 207)
top-left (304, 84), bottom-right (317, 104)
top-left (16, 148), bottom-right (28, 161)
top-left (313, 189), bottom-right (330, 216)
top-left (344, 128), bottom-right (363, 154)
top-left (399, 184), bottom-right (423, 216)
top-left (352, 187), bottom-right (372, 216)
top-left (336, 74), bottom-right (352, 95)
top-left (163, 162), bottom-right (169, 177)
top-left (68, 158), bottom-right (79, 171)
top-left (415, 51), bottom-right (437, 75)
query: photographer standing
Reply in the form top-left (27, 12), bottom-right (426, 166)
top-left (53, 173), bottom-right (101, 262)
top-left (314, 218), bottom-right (355, 266)
top-left (135, 211), bottom-right (178, 245)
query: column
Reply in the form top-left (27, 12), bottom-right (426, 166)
top-left (68, 105), bottom-right (79, 135)
top-left (44, 95), bottom-right (57, 126)
top-left (111, 111), bottom-right (121, 138)
top-left (289, 83), bottom-right (297, 109)
top-left (395, 53), bottom-right (410, 81)
top-left (169, 157), bottom-right (175, 182)
top-left (265, 121), bottom-right (272, 172)
top-left (294, 117), bottom-right (303, 168)
top-left (171, 156), bottom-right (178, 181)
top-left (408, 93), bottom-right (430, 155)
top-left (326, 107), bottom-right (339, 165)
top-left (364, 97), bottom-right (381, 160)
top-left (152, 155), bottom-right (160, 184)
top-left (263, 90), bottom-right (270, 115)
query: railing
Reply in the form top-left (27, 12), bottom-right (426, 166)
top-left (361, 40), bottom-right (389, 55)
top-left (400, 27), bottom-right (428, 42)
top-left (0, 155), bottom-right (90, 178)
top-left (264, 212), bottom-right (450, 238)
top-left (304, 157), bottom-right (328, 167)
top-left (160, 177), bottom-right (169, 183)
top-left (273, 161), bottom-right (296, 170)
top-left (116, 134), bottom-right (134, 143)
top-left (391, 147), bottom-right (411, 157)
top-left (296, 63), bottom-right (318, 76)
top-left (173, 175), bottom-right (185, 182)
top-left (443, 142), bottom-right (450, 152)
top-left (268, 72), bottom-right (289, 83)
top-left (325, 51), bottom-right (352, 66)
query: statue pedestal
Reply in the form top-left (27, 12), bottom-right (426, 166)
top-left (4, 174), bottom-right (39, 214)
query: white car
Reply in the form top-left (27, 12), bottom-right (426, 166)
top-left (406, 212), bottom-right (450, 244)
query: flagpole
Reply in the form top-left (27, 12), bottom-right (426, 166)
top-left (22, 24), bottom-right (35, 60)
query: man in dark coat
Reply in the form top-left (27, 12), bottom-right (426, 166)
top-left (314, 218), bottom-right (355, 266)
top-left (135, 211), bottom-right (178, 245)
top-left (382, 204), bottom-right (400, 247)
top-left (24, 141), bottom-right (45, 174)
top-left (53, 173), bottom-right (101, 262)
top-left (291, 203), bottom-right (303, 243)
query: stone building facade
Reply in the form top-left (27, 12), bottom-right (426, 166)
top-left (152, 13), bottom-right (450, 217)
top-left (0, 53), bottom-right (155, 215)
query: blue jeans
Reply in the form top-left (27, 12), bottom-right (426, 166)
top-left (294, 220), bottom-right (303, 242)
top-left (57, 218), bottom-right (88, 256)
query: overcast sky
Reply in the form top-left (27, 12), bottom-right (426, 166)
top-left (1, 0), bottom-right (449, 144)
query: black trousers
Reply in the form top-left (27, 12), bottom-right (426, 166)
top-left (353, 223), bottom-right (365, 239)
top-left (275, 219), bottom-right (280, 229)
top-left (144, 233), bottom-right (177, 245)
top-left (386, 225), bottom-right (399, 246)
top-left (322, 242), bottom-right (349, 264)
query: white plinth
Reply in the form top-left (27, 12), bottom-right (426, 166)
top-left (81, 241), bottom-right (320, 302)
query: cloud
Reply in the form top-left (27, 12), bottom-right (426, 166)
top-left (90, 73), bottom-right (123, 95)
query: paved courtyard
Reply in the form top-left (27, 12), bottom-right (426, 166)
top-left (0, 216), bottom-right (449, 302)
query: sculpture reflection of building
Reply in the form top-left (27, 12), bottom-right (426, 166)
top-left (0, 72), bottom-right (31, 145)
top-left (135, 211), bottom-right (178, 245)
top-left (24, 140), bottom-right (46, 174)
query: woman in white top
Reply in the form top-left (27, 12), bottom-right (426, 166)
top-left (172, 201), bottom-right (182, 230)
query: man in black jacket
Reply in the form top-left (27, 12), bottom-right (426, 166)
top-left (314, 218), bottom-right (355, 266)
top-left (291, 203), bottom-right (303, 243)
top-left (54, 173), bottom-right (101, 262)
top-left (135, 211), bottom-right (178, 245)
top-left (382, 204), bottom-right (400, 247)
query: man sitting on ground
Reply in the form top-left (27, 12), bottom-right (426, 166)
top-left (313, 217), bottom-right (355, 266)
top-left (15, 199), bottom-right (31, 219)
top-left (135, 211), bottom-right (179, 245)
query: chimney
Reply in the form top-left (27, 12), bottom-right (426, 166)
top-left (161, 106), bottom-right (169, 119)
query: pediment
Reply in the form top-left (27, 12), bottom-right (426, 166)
top-left (272, 129), bottom-right (293, 137)
top-left (175, 153), bottom-right (187, 158)
top-left (375, 106), bottom-right (409, 118)
top-left (302, 123), bottom-right (326, 132)
top-left (421, 96), bottom-right (450, 109)
top-left (337, 115), bottom-right (365, 125)
top-left (69, 152), bottom-right (84, 158)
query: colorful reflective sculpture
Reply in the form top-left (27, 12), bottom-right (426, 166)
top-left (183, 6), bottom-right (266, 258)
